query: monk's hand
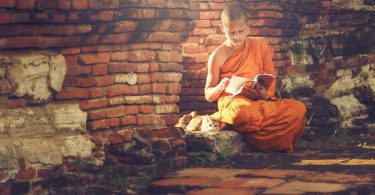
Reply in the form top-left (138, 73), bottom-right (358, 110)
top-left (242, 82), bottom-right (270, 100)
top-left (216, 78), bottom-right (230, 92)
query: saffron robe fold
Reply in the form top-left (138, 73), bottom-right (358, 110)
top-left (210, 38), bottom-right (306, 153)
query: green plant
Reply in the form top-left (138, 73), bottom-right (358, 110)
top-left (188, 151), bottom-right (215, 166)
top-left (217, 147), bottom-right (230, 160)
top-left (290, 36), bottom-right (308, 55)
top-left (306, 112), bottom-right (315, 128)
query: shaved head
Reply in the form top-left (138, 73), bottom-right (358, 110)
top-left (221, 4), bottom-right (248, 26)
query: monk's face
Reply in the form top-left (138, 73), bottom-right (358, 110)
top-left (222, 17), bottom-right (249, 48)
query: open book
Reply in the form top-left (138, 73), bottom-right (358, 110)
top-left (225, 74), bottom-right (275, 98)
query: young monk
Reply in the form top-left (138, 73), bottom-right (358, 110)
top-left (205, 4), bottom-right (306, 153)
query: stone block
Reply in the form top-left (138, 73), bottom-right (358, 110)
top-left (0, 140), bottom-right (18, 183)
top-left (185, 131), bottom-right (243, 156)
top-left (46, 103), bottom-right (87, 132)
top-left (0, 51), bottom-right (67, 103)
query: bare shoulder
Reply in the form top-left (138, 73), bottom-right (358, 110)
top-left (208, 43), bottom-right (229, 68)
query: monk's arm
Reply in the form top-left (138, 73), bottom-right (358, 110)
top-left (205, 53), bottom-right (228, 102)
top-left (262, 42), bottom-right (277, 98)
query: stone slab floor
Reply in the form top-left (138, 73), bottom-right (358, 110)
top-left (147, 142), bottom-right (375, 194)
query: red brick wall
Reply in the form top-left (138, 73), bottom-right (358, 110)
top-left (0, 0), bottom-right (194, 132)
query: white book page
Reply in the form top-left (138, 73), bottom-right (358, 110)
top-left (225, 75), bottom-right (249, 94)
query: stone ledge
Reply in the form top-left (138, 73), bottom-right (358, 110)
top-left (184, 130), bottom-right (243, 156)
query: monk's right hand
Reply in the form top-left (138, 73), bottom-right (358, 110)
top-left (216, 78), bottom-right (230, 92)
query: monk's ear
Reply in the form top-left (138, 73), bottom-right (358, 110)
top-left (219, 23), bottom-right (224, 34)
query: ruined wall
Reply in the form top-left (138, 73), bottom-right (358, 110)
top-left (0, 0), bottom-right (191, 193)
top-left (179, 0), bottom-right (375, 135)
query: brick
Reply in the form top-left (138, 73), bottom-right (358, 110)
top-left (153, 127), bottom-right (181, 138)
top-left (18, 168), bottom-right (36, 180)
top-left (108, 85), bottom-right (138, 97)
top-left (108, 96), bottom-right (125, 105)
top-left (0, 0), bottom-right (16, 8)
top-left (95, 75), bottom-right (114, 87)
top-left (57, 0), bottom-right (70, 9)
top-left (89, 0), bottom-right (119, 9)
top-left (99, 11), bottom-right (114, 21)
top-left (64, 55), bottom-right (77, 67)
top-left (80, 98), bottom-right (108, 110)
top-left (55, 89), bottom-right (89, 100)
top-left (108, 63), bottom-right (150, 73)
top-left (89, 118), bottom-right (119, 130)
top-left (152, 95), bottom-right (179, 104)
top-left (111, 52), bottom-right (127, 61)
top-left (139, 105), bottom-right (154, 114)
top-left (169, 139), bottom-right (186, 149)
top-left (71, 0), bottom-right (88, 9)
top-left (120, 115), bottom-right (137, 125)
top-left (127, 51), bottom-right (155, 62)
top-left (78, 53), bottom-right (110, 64)
top-left (102, 33), bottom-right (131, 43)
top-left (63, 77), bottom-right (80, 87)
top-left (79, 66), bottom-right (92, 75)
top-left (92, 64), bottom-right (108, 75)
top-left (200, 11), bottom-right (221, 20)
top-left (146, 32), bottom-right (186, 43)
top-left (15, 1), bottom-right (35, 11)
top-left (90, 87), bottom-right (107, 98)
top-left (136, 115), bottom-right (164, 125)
top-left (157, 51), bottom-right (183, 63)
top-left (138, 84), bottom-right (152, 94)
top-left (183, 44), bottom-right (205, 54)
top-left (155, 104), bottom-right (179, 114)
top-left (125, 95), bottom-right (153, 104)
top-left (5, 98), bottom-right (26, 109)
top-left (137, 74), bottom-right (151, 84)
top-left (166, 83), bottom-right (181, 94)
top-left (194, 19), bottom-right (211, 28)
top-left (164, 113), bottom-right (179, 126)
top-left (151, 73), bottom-right (182, 83)
top-left (122, 8), bottom-right (155, 18)
top-left (152, 83), bottom-right (166, 94)
top-left (80, 77), bottom-right (97, 87)
top-left (0, 12), bottom-right (11, 24)
top-left (125, 105), bottom-right (139, 114)
top-left (37, 168), bottom-right (62, 178)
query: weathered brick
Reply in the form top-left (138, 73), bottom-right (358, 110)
top-left (138, 84), bottom-right (152, 94)
top-left (120, 115), bottom-right (137, 125)
top-left (16, 0), bottom-right (36, 9)
top-left (136, 115), bottom-right (164, 125)
top-left (78, 53), bottom-right (110, 64)
top-left (125, 95), bottom-right (153, 104)
top-left (102, 33), bottom-right (131, 43)
top-left (37, 168), bottom-right (62, 178)
top-left (137, 74), bottom-right (151, 84)
top-left (166, 83), bottom-right (181, 94)
top-left (88, 118), bottom-right (120, 131)
top-left (155, 104), bottom-right (179, 114)
top-left (108, 63), bottom-right (150, 73)
top-left (0, 13), bottom-right (12, 24)
top-left (164, 114), bottom-right (180, 126)
top-left (152, 95), bottom-right (179, 104)
top-left (55, 89), bottom-right (90, 100)
top-left (108, 85), bottom-right (138, 97)
top-left (64, 55), bottom-right (77, 67)
top-left (0, 0), bottom-right (16, 8)
top-left (79, 66), bottom-right (92, 76)
top-left (152, 83), bottom-right (166, 94)
top-left (122, 8), bottom-right (156, 18)
top-left (183, 44), bottom-right (206, 54)
top-left (71, 0), bottom-right (88, 9)
top-left (80, 77), bottom-right (97, 87)
top-left (5, 98), bottom-right (26, 109)
top-left (92, 64), bottom-right (107, 75)
top-left (80, 98), bottom-right (108, 110)
top-left (157, 51), bottom-right (183, 63)
top-left (57, 0), bottom-right (70, 9)
top-left (125, 105), bottom-right (139, 114)
top-left (127, 51), bottom-right (155, 62)
top-left (18, 168), bottom-right (36, 180)
top-left (110, 52), bottom-right (127, 61)
top-left (90, 87), bottom-right (107, 98)
top-left (169, 138), bottom-right (186, 149)
top-left (63, 77), bottom-right (80, 87)
top-left (89, 0), bottom-right (119, 9)
top-left (96, 75), bottom-right (114, 87)
top-left (108, 96), bottom-right (125, 106)
top-left (153, 127), bottom-right (181, 138)
top-left (139, 105), bottom-right (154, 114)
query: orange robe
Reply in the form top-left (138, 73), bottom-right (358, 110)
top-left (211, 38), bottom-right (306, 153)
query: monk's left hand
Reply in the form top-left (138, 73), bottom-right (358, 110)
top-left (242, 82), bottom-right (270, 101)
